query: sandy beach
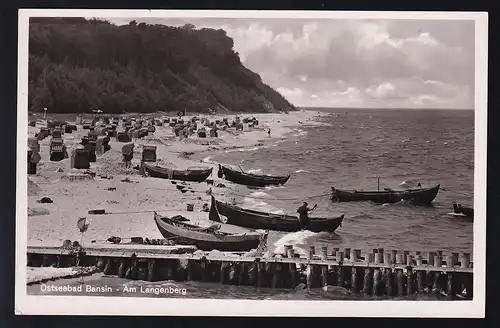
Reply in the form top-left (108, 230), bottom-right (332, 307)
top-left (27, 110), bottom-right (331, 250)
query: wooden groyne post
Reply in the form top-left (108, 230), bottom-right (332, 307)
top-left (26, 244), bottom-right (474, 299)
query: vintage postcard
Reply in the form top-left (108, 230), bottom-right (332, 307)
top-left (15, 9), bottom-right (487, 316)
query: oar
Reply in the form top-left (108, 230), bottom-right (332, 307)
top-left (238, 165), bottom-right (245, 173)
top-left (87, 209), bottom-right (168, 215)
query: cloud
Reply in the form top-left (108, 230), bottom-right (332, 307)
top-left (276, 87), bottom-right (304, 100)
top-left (216, 23), bottom-right (274, 61)
top-left (365, 82), bottom-right (396, 99)
top-left (225, 19), bottom-right (474, 109)
top-left (105, 17), bottom-right (474, 109)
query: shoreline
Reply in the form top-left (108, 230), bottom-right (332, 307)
top-left (27, 109), bottom-right (333, 248)
top-left (189, 111), bottom-right (328, 164)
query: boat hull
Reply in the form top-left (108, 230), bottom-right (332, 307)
top-left (143, 163), bottom-right (213, 182)
top-left (453, 203), bottom-right (474, 218)
top-left (331, 184), bottom-right (440, 205)
top-left (221, 165), bottom-right (290, 187)
top-left (154, 213), bottom-right (262, 251)
top-left (209, 196), bottom-right (344, 233)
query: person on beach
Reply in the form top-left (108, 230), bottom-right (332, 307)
top-left (297, 202), bottom-right (317, 230)
top-left (121, 143), bottom-right (134, 169)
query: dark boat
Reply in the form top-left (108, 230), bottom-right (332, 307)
top-left (209, 196), bottom-right (344, 233)
top-left (153, 212), bottom-right (266, 251)
top-left (220, 165), bottom-right (290, 187)
top-left (452, 202), bottom-right (474, 218)
top-left (331, 184), bottom-right (440, 205)
top-left (143, 162), bottom-right (213, 182)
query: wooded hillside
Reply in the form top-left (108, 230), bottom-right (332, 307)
top-left (28, 17), bottom-right (296, 114)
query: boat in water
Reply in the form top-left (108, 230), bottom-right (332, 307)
top-left (331, 184), bottom-right (440, 205)
top-left (220, 165), bottom-right (290, 187)
top-left (209, 196), bottom-right (344, 233)
top-left (143, 162), bottom-right (213, 182)
top-left (153, 212), bottom-right (266, 251)
top-left (452, 202), bottom-right (474, 219)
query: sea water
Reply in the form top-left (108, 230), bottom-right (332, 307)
top-left (213, 108), bottom-right (474, 255)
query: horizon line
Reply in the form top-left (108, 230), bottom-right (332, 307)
top-left (299, 106), bottom-right (474, 111)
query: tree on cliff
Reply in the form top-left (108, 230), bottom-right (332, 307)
top-left (28, 17), bottom-right (296, 114)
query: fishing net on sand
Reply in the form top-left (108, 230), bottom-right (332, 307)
top-left (28, 206), bottom-right (50, 216)
top-left (92, 149), bottom-right (138, 176)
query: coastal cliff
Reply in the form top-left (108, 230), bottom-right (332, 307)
top-left (28, 17), bottom-right (296, 114)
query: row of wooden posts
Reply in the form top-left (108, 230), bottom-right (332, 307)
top-left (300, 245), bottom-right (472, 268)
top-left (299, 245), bottom-right (473, 298)
top-left (26, 245), bottom-right (473, 298)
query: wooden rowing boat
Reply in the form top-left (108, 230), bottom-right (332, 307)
top-left (331, 184), bottom-right (440, 205)
top-left (153, 212), bottom-right (265, 251)
top-left (452, 202), bottom-right (474, 219)
top-left (220, 165), bottom-right (290, 187)
top-left (143, 162), bottom-right (213, 182)
top-left (209, 196), bottom-right (344, 233)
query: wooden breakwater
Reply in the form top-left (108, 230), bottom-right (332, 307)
top-left (26, 244), bottom-right (473, 299)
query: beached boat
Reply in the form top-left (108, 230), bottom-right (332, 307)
top-left (142, 162), bottom-right (213, 182)
top-left (331, 184), bottom-right (440, 205)
top-left (209, 196), bottom-right (344, 233)
top-left (220, 165), bottom-right (290, 187)
top-left (153, 212), bottom-right (265, 251)
top-left (452, 203), bottom-right (474, 218)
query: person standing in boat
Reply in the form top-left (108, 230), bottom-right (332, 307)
top-left (217, 164), bottom-right (224, 179)
top-left (297, 202), bottom-right (317, 230)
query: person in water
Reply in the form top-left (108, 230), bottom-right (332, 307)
top-left (297, 202), bottom-right (317, 230)
top-left (268, 128), bottom-right (271, 137)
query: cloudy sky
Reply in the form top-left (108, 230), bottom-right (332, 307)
top-left (105, 17), bottom-right (475, 109)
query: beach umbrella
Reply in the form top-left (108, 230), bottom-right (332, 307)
top-left (77, 217), bottom-right (90, 233)
top-left (76, 217), bottom-right (90, 250)
top-left (76, 217), bottom-right (90, 284)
